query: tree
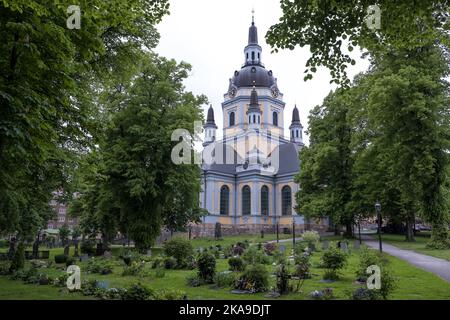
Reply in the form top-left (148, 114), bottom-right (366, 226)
top-left (0, 0), bottom-right (169, 261)
top-left (295, 88), bottom-right (355, 236)
top-left (266, 0), bottom-right (449, 85)
top-left (58, 224), bottom-right (71, 247)
top-left (99, 55), bottom-right (206, 252)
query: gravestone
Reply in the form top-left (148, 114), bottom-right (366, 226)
top-left (146, 249), bottom-right (152, 257)
top-left (63, 245), bottom-right (70, 256)
top-left (322, 240), bottom-right (329, 250)
top-left (308, 242), bottom-right (316, 252)
top-left (103, 251), bottom-right (112, 259)
top-left (340, 242), bottom-right (348, 252)
top-left (79, 254), bottom-right (89, 262)
top-left (279, 245), bottom-right (286, 253)
top-left (97, 281), bottom-right (109, 289)
top-left (354, 241), bottom-right (361, 250)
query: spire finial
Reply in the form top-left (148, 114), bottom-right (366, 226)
top-left (252, 8), bottom-right (255, 24)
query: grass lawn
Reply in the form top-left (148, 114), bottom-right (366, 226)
top-left (377, 233), bottom-right (450, 262)
top-left (1, 234), bottom-right (450, 300)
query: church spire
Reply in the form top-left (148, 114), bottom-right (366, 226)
top-left (244, 10), bottom-right (262, 65)
top-left (290, 105), bottom-right (303, 145)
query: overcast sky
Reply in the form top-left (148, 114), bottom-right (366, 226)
top-left (155, 0), bottom-right (370, 145)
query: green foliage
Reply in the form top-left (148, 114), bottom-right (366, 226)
top-left (163, 238), bottom-right (194, 268)
top-left (213, 271), bottom-right (238, 288)
top-left (80, 240), bottom-right (96, 256)
top-left (266, 1), bottom-right (449, 85)
top-left (356, 248), bottom-right (380, 280)
top-left (65, 257), bottom-right (77, 267)
top-left (163, 257), bottom-right (177, 270)
top-left (122, 261), bottom-right (146, 276)
top-left (87, 258), bottom-right (113, 275)
top-left (302, 231), bottom-right (320, 246)
top-left (242, 246), bottom-right (271, 265)
top-left (122, 283), bottom-right (153, 300)
top-left (275, 261), bottom-right (290, 295)
top-left (9, 242), bottom-right (25, 272)
top-left (321, 247), bottom-right (348, 280)
top-left (54, 254), bottom-right (68, 264)
top-left (197, 252), bottom-right (216, 283)
top-left (228, 257), bottom-right (245, 272)
top-left (58, 225), bottom-right (71, 245)
top-left (263, 242), bottom-right (276, 255)
top-left (235, 264), bottom-right (269, 293)
top-left (294, 253), bottom-right (311, 279)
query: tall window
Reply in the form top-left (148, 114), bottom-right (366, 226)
top-left (282, 186), bottom-right (292, 216)
top-left (242, 185), bottom-right (251, 215)
top-left (252, 51), bottom-right (255, 60)
top-left (229, 112), bottom-right (235, 126)
top-left (261, 185), bottom-right (269, 216)
top-left (273, 112), bottom-right (278, 126)
top-left (220, 185), bottom-right (229, 215)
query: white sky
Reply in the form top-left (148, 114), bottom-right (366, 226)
top-left (155, 0), bottom-right (370, 145)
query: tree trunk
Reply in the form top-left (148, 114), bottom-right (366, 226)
top-left (344, 222), bottom-right (353, 238)
top-left (405, 216), bottom-right (415, 242)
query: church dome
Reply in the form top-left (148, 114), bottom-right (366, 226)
top-left (231, 65), bottom-right (276, 88)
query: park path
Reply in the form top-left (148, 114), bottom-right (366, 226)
top-left (364, 238), bottom-right (450, 282)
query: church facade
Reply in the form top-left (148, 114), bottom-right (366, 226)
top-left (195, 17), bottom-right (329, 236)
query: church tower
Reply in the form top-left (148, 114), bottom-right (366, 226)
top-left (203, 105), bottom-right (217, 147)
top-left (289, 105), bottom-right (303, 145)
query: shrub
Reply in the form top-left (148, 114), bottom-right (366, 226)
top-left (66, 257), bottom-right (77, 267)
top-left (356, 247), bottom-right (380, 281)
top-left (293, 253), bottom-right (311, 279)
top-left (54, 254), bottom-right (68, 264)
top-left (263, 242), bottom-right (276, 255)
top-left (87, 258), bottom-right (114, 275)
top-left (232, 244), bottom-right (245, 256)
top-left (9, 242), bottom-right (25, 272)
top-left (154, 268), bottom-right (165, 278)
top-left (151, 256), bottom-right (164, 269)
top-left (122, 283), bottom-right (153, 300)
top-left (275, 261), bottom-right (290, 294)
top-left (214, 271), bottom-right (238, 288)
top-left (0, 261), bottom-right (11, 275)
top-left (186, 273), bottom-right (204, 287)
top-left (228, 257), bottom-right (245, 271)
top-left (163, 238), bottom-right (193, 267)
top-left (302, 230), bottom-right (320, 245)
top-left (320, 247), bottom-right (347, 280)
top-left (53, 273), bottom-right (69, 287)
top-left (80, 240), bottom-right (96, 256)
top-left (122, 261), bottom-right (146, 276)
top-left (377, 267), bottom-right (397, 299)
top-left (163, 257), bottom-right (177, 270)
top-left (234, 264), bottom-right (269, 293)
top-left (242, 247), bottom-right (271, 265)
top-left (197, 252), bottom-right (216, 283)
top-left (152, 289), bottom-right (186, 300)
top-left (293, 242), bottom-right (307, 258)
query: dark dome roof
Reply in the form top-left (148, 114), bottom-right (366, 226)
top-left (232, 65), bottom-right (275, 88)
top-left (292, 105), bottom-right (300, 123)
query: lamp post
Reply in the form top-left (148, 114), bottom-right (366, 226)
top-left (292, 218), bottom-right (296, 246)
top-left (375, 200), bottom-right (382, 253)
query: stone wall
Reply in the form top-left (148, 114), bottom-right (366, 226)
top-left (188, 223), bottom-right (328, 238)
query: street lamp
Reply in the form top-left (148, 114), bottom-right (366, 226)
top-left (375, 200), bottom-right (382, 253)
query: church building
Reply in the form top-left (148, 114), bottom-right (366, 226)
top-left (195, 16), bottom-right (329, 236)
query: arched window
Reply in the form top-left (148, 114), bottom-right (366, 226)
top-left (229, 112), bottom-right (235, 126)
top-left (252, 51), bottom-right (255, 60)
top-left (220, 185), bottom-right (229, 215)
top-left (258, 52), bottom-right (260, 60)
top-left (242, 185), bottom-right (251, 215)
top-left (282, 186), bottom-right (292, 216)
top-left (273, 112), bottom-right (278, 126)
top-left (296, 130), bottom-right (299, 138)
top-left (261, 186), bottom-right (269, 216)
top-left (253, 114), bottom-right (256, 123)
top-left (246, 53), bottom-right (249, 60)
